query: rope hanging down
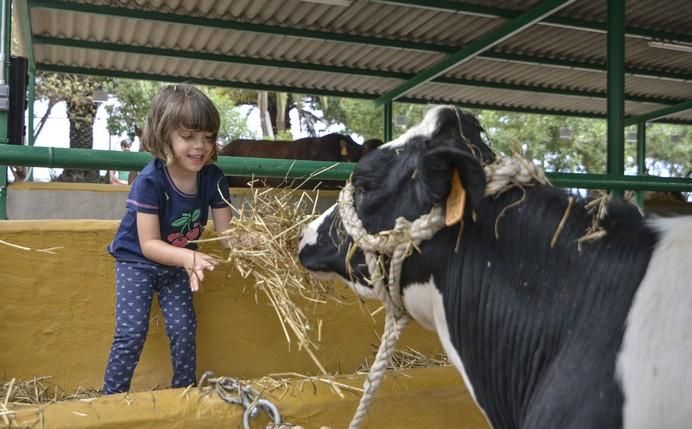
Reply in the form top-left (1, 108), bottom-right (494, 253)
top-left (338, 183), bottom-right (446, 429)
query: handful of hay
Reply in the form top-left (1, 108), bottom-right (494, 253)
top-left (206, 183), bottom-right (345, 390)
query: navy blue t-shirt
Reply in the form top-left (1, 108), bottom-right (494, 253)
top-left (108, 159), bottom-right (230, 264)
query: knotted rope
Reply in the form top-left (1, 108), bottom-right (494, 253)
top-left (338, 182), bottom-right (445, 429)
top-left (484, 153), bottom-right (548, 196)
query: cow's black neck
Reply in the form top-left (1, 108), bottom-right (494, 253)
top-left (403, 185), bottom-right (658, 428)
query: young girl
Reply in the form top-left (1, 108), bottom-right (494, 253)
top-left (103, 84), bottom-right (232, 394)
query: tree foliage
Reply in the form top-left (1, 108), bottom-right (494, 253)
top-left (321, 98), bottom-right (427, 141)
top-left (34, 72), bottom-right (112, 182)
top-left (104, 80), bottom-right (164, 140)
top-left (105, 81), bottom-right (256, 144)
top-left (317, 97), bottom-right (691, 179)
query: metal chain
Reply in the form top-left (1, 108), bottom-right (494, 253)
top-left (199, 371), bottom-right (289, 429)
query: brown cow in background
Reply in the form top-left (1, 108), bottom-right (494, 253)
top-left (219, 133), bottom-right (383, 189)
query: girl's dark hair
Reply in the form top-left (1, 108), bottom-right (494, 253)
top-left (141, 84), bottom-right (220, 163)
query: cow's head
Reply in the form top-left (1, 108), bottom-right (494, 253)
top-left (298, 106), bottom-right (493, 299)
top-left (338, 135), bottom-right (362, 162)
top-left (362, 138), bottom-right (384, 157)
top-left (339, 136), bottom-right (385, 163)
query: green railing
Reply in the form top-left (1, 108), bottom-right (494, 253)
top-left (0, 145), bottom-right (355, 180)
top-left (1, 145), bottom-right (691, 192)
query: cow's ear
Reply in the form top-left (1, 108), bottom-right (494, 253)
top-left (419, 146), bottom-right (486, 215)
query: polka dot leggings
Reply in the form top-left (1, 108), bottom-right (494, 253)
top-left (102, 261), bottom-right (197, 395)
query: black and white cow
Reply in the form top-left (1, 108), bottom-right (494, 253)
top-left (298, 106), bottom-right (692, 428)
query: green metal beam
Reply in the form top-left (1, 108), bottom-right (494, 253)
top-left (33, 35), bottom-right (684, 107)
top-left (548, 173), bottom-right (692, 192)
top-left (377, 0), bottom-right (692, 45)
top-left (635, 122), bottom-right (646, 207)
top-left (624, 100), bottom-right (692, 126)
top-left (34, 62), bottom-right (611, 120)
top-left (374, 0), bottom-right (575, 104)
top-left (636, 123), bottom-right (646, 176)
top-left (37, 62), bottom-right (692, 124)
top-left (1, 145), bottom-right (690, 192)
top-left (0, 145), bottom-right (355, 180)
top-left (478, 51), bottom-right (691, 83)
top-left (384, 102), bottom-right (393, 142)
top-left (29, 0), bottom-right (437, 52)
top-left (37, 62), bottom-right (383, 101)
top-left (32, 36), bottom-right (398, 80)
top-left (0, 0), bottom-right (10, 219)
top-left (29, 0), bottom-right (691, 83)
top-left (606, 0), bottom-right (625, 185)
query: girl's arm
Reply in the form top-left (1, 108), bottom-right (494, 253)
top-left (137, 212), bottom-right (217, 291)
top-left (211, 206), bottom-right (233, 248)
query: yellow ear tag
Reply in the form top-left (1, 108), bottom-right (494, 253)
top-left (445, 169), bottom-right (466, 227)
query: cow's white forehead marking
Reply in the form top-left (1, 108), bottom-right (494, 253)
top-left (299, 204), bottom-right (336, 250)
top-left (381, 105), bottom-right (447, 150)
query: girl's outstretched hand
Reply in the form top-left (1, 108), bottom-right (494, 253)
top-left (186, 251), bottom-right (219, 292)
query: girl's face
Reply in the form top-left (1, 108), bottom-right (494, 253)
top-left (168, 128), bottom-right (216, 174)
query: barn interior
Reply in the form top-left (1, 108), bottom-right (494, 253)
top-left (1, 0), bottom-right (691, 427)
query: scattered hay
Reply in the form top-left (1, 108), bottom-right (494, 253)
top-left (357, 346), bottom-right (449, 374)
top-left (0, 377), bottom-right (99, 406)
top-left (0, 377), bottom-right (99, 425)
top-left (203, 178), bottom-right (349, 394)
top-left (0, 240), bottom-right (62, 254)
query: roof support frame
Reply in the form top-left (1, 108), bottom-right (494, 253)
top-left (373, 0), bottom-right (575, 104)
top-left (41, 62), bottom-right (692, 125)
top-left (33, 35), bottom-right (685, 107)
top-left (624, 100), bottom-right (692, 126)
top-left (606, 0), bottom-right (625, 184)
top-left (28, 0), bottom-right (692, 83)
top-left (635, 121), bottom-right (646, 206)
top-left (376, 0), bottom-right (692, 45)
top-left (0, 0), bottom-right (10, 219)
top-left (384, 102), bottom-right (393, 142)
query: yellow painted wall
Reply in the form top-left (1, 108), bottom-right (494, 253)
top-left (12, 367), bottom-right (488, 429)
top-left (0, 220), bottom-right (443, 392)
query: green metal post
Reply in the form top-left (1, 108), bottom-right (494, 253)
top-left (635, 122), bottom-right (646, 207)
top-left (607, 0), bottom-right (625, 198)
top-left (0, 0), bottom-right (11, 219)
top-left (27, 68), bottom-right (35, 180)
top-left (384, 102), bottom-right (393, 142)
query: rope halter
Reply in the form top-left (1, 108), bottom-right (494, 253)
top-left (338, 182), bottom-right (446, 316)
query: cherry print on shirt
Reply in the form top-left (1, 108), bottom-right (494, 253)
top-left (166, 209), bottom-right (202, 247)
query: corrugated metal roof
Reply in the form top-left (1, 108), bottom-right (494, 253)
top-left (17, 0), bottom-right (692, 123)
